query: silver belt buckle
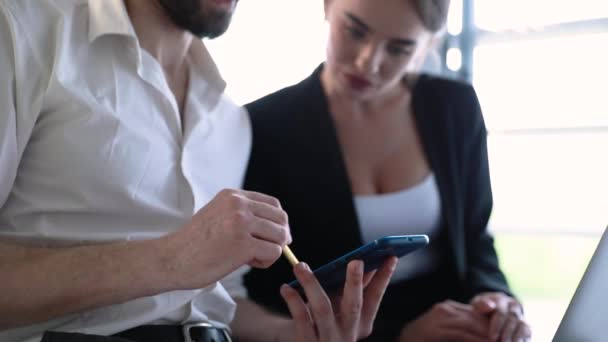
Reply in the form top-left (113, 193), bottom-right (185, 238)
top-left (182, 322), bottom-right (232, 342)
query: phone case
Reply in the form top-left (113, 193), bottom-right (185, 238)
top-left (288, 235), bottom-right (429, 295)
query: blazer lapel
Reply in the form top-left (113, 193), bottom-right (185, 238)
top-left (289, 66), bottom-right (363, 263)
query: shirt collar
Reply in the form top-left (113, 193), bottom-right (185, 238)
top-left (88, 0), bottom-right (137, 43)
top-left (188, 39), bottom-right (227, 94)
top-left (88, 0), bottom-right (226, 94)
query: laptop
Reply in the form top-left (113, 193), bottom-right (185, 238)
top-left (553, 227), bottom-right (608, 342)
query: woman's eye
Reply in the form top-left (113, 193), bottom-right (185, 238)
top-left (387, 45), bottom-right (411, 57)
top-left (347, 27), bottom-right (366, 40)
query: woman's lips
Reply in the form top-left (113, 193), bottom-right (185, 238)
top-left (345, 73), bottom-right (372, 91)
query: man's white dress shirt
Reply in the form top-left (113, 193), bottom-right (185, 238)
top-left (0, 0), bottom-right (251, 341)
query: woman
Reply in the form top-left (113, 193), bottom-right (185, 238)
top-left (243, 0), bottom-right (531, 341)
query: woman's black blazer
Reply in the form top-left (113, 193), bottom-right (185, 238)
top-left (242, 65), bottom-right (511, 341)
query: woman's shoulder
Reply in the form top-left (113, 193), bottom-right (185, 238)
top-left (246, 83), bottom-right (303, 115)
top-left (246, 70), bottom-right (322, 119)
top-left (416, 73), bottom-right (478, 103)
top-left (414, 74), bottom-right (486, 140)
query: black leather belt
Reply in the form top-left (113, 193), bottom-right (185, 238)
top-left (112, 323), bottom-right (232, 342)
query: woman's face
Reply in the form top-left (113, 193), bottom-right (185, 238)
top-left (323, 0), bottom-right (435, 100)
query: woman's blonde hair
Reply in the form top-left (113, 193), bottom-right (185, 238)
top-left (411, 0), bottom-right (450, 33)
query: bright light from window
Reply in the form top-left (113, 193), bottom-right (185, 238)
top-left (474, 32), bottom-right (608, 234)
top-left (474, 33), bottom-right (608, 131)
top-left (206, 0), bottom-right (326, 105)
top-left (207, 0), bottom-right (464, 104)
top-left (447, 0), bottom-right (463, 35)
top-left (476, 0), bottom-right (608, 31)
top-left (488, 132), bottom-right (608, 234)
top-left (446, 47), bottom-right (462, 71)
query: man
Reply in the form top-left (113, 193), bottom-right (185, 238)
top-left (0, 0), bottom-right (396, 341)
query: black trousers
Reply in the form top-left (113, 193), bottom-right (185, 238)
top-left (41, 324), bottom-right (231, 342)
top-left (41, 332), bottom-right (130, 342)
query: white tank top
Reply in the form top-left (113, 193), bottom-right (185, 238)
top-left (354, 173), bottom-right (442, 283)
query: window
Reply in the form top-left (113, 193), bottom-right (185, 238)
top-left (468, 2), bottom-right (608, 340)
top-left (476, 0), bottom-right (608, 31)
top-left (474, 33), bottom-right (608, 236)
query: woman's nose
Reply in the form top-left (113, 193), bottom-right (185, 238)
top-left (355, 43), bottom-right (382, 75)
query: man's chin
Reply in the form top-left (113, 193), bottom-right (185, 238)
top-left (206, 0), bottom-right (237, 12)
top-left (192, 12), bottom-right (232, 39)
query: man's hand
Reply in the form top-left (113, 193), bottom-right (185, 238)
top-left (163, 189), bottom-right (291, 290)
top-left (398, 300), bottom-right (490, 342)
top-left (471, 292), bottom-right (531, 342)
top-left (278, 257), bottom-right (398, 342)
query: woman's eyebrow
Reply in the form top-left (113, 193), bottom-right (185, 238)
top-left (345, 12), bottom-right (371, 32)
top-left (344, 12), bottom-right (417, 46)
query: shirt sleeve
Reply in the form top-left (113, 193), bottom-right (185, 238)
top-left (220, 265), bottom-right (251, 299)
top-left (0, 3), bottom-right (40, 210)
top-left (0, 4), bottom-right (20, 208)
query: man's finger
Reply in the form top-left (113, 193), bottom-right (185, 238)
top-left (248, 216), bottom-right (290, 246)
top-left (247, 200), bottom-right (288, 226)
top-left (247, 238), bottom-right (282, 269)
top-left (241, 190), bottom-right (282, 208)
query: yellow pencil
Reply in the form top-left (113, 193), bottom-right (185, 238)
top-left (282, 245), bottom-right (300, 266)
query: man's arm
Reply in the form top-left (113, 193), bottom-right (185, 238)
top-left (0, 238), bottom-right (175, 329)
top-left (1, 6), bottom-right (172, 330)
top-left (0, 189), bottom-right (292, 330)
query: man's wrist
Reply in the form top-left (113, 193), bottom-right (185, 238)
top-left (138, 235), bottom-right (182, 292)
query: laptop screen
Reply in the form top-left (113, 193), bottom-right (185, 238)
top-left (554, 227), bottom-right (608, 342)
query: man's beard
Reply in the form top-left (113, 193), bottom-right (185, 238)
top-left (157, 0), bottom-right (236, 39)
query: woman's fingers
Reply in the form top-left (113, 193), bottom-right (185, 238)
top-left (359, 257), bottom-right (398, 335)
top-left (293, 262), bottom-right (336, 341)
top-left (338, 260), bottom-right (364, 339)
top-left (280, 258), bottom-right (398, 342)
top-left (280, 284), bottom-right (317, 341)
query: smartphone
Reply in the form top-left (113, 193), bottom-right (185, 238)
top-left (288, 234), bottom-right (429, 295)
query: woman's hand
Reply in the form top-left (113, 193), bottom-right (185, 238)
top-left (279, 257), bottom-right (397, 342)
top-left (398, 300), bottom-right (490, 342)
top-left (470, 292), bottom-right (531, 342)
